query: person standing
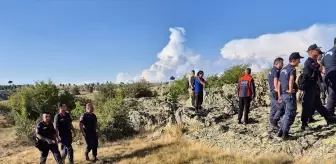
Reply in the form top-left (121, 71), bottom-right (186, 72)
top-left (321, 38), bottom-right (336, 116)
top-left (194, 70), bottom-right (207, 111)
top-left (54, 103), bottom-right (76, 164)
top-left (237, 68), bottom-right (256, 125)
top-left (300, 44), bottom-right (336, 131)
top-left (188, 70), bottom-right (196, 107)
top-left (268, 57), bottom-right (285, 131)
top-left (277, 52), bottom-right (302, 140)
top-left (35, 112), bottom-right (63, 164)
top-left (80, 103), bottom-right (99, 162)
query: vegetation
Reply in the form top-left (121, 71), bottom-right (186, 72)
top-left (9, 81), bottom-right (76, 142)
top-left (167, 76), bottom-right (188, 102)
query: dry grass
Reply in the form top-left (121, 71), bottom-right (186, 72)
top-left (1, 121), bottom-right (335, 164)
top-left (0, 125), bottom-right (296, 164)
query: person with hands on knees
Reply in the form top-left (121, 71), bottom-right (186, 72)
top-left (277, 52), bottom-right (302, 140)
top-left (35, 112), bottom-right (63, 164)
top-left (80, 103), bottom-right (99, 163)
top-left (237, 68), bottom-right (256, 125)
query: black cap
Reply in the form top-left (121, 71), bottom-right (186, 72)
top-left (289, 52), bottom-right (304, 61)
top-left (307, 44), bottom-right (321, 52)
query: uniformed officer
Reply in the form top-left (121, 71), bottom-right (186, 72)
top-left (317, 54), bottom-right (327, 106)
top-left (35, 112), bottom-right (63, 164)
top-left (322, 38), bottom-right (336, 116)
top-left (268, 57), bottom-right (285, 131)
top-left (277, 52), bottom-right (302, 140)
top-left (54, 103), bottom-right (76, 164)
top-left (301, 44), bottom-right (336, 131)
top-left (80, 103), bottom-right (99, 162)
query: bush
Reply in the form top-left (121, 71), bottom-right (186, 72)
top-left (167, 76), bottom-right (188, 102)
top-left (206, 75), bottom-right (223, 88)
top-left (97, 90), bottom-right (135, 141)
top-left (9, 81), bottom-right (77, 142)
top-left (71, 101), bottom-right (85, 119)
top-left (123, 80), bottom-right (153, 98)
top-left (220, 64), bottom-right (250, 84)
top-left (59, 90), bottom-right (76, 112)
top-left (70, 86), bottom-right (80, 95)
top-left (96, 83), bottom-right (117, 102)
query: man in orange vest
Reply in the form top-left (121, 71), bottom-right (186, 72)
top-left (237, 68), bottom-right (256, 124)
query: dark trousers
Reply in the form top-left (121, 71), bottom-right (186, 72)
top-left (40, 143), bottom-right (62, 164)
top-left (301, 87), bottom-right (330, 125)
top-left (238, 97), bottom-right (251, 123)
top-left (60, 134), bottom-right (73, 164)
top-left (321, 82), bottom-right (327, 103)
top-left (326, 86), bottom-right (336, 114)
top-left (85, 134), bottom-right (98, 158)
top-left (195, 92), bottom-right (203, 110)
top-left (269, 91), bottom-right (285, 125)
top-left (280, 94), bottom-right (297, 133)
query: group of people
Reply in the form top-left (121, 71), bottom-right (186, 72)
top-left (34, 103), bottom-right (99, 164)
top-left (267, 40), bottom-right (336, 140)
top-left (187, 38), bottom-right (336, 141)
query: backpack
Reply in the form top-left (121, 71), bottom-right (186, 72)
top-left (297, 73), bottom-right (305, 91)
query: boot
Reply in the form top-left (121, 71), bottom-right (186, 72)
top-left (301, 123), bottom-right (312, 131)
top-left (282, 131), bottom-right (293, 141)
top-left (238, 120), bottom-right (242, 124)
top-left (93, 157), bottom-right (98, 163)
top-left (276, 130), bottom-right (283, 138)
top-left (85, 152), bottom-right (90, 161)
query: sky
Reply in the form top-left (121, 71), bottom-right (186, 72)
top-left (1, 0), bottom-right (336, 84)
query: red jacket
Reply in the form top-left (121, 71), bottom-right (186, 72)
top-left (238, 74), bottom-right (255, 97)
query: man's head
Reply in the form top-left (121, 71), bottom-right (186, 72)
top-left (307, 44), bottom-right (323, 60)
top-left (289, 52), bottom-right (304, 67)
top-left (191, 70), bottom-right (195, 76)
top-left (86, 103), bottom-right (94, 113)
top-left (197, 70), bottom-right (204, 78)
top-left (42, 112), bottom-right (51, 123)
top-left (245, 68), bottom-right (251, 75)
top-left (273, 57), bottom-right (284, 69)
top-left (317, 53), bottom-right (323, 61)
top-left (58, 103), bottom-right (67, 113)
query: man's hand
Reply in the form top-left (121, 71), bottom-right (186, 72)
top-left (45, 138), bottom-right (54, 144)
top-left (278, 97), bottom-right (282, 104)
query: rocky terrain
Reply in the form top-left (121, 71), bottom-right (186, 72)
top-left (121, 76), bottom-right (336, 163)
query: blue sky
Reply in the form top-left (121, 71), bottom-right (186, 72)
top-left (1, 0), bottom-right (336, 84)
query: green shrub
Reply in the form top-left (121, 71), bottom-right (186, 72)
top-left (59, 90), bottom-right (76, 112)
top-left (97, 90), bottom-right (135, 141)
top-left (206, 75), bottom-right (223, 88)
top-left (71, 101), bottom-right (85, 119)
top-left (96, 83), bottom-right (117, 103)
top-left (167, 76), bottom-right (188, 102)
top-left (9, 81), bottom-right (77, 142)
top-left (220, 64), bottom-right (250, 84)
top-left (123, 80), bottom-right (153, 98)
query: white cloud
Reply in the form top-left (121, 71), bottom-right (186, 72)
top-left (220, 24), bottom-right (336, 70)
top-left (116, 27), bottom-right (202, 83)
top-left (117, 24), bottom-right (336, 83)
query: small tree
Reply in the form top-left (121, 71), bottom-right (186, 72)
top-left (220, 64), bottom-right (250, 84)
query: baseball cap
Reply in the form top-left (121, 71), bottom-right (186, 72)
top-left (289, 52), bottom-right (304, 61)
top-left (307, 44), bottom-right (321, 52)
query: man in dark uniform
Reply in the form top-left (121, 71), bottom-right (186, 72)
top-left (54, 103), bottom-right (76, 164)
top-left (237, 68), bottom-right (256, 125)
top-left (322, 38), bottom-right (336, 116)
top-left (35, 112), bottom-right (63, 164)
top-left (80, 103), bottom-right (99, 162)
top-left (277, 52), bottom-right (302, 140)
top-left (301, 44), bottom-right (336, 131)
top-left (268, 57), bottom-right (285, 131)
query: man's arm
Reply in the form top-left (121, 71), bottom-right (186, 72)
top-left (199, 77), bottom-right (206, 86)
top-left (277, 82), bottom-right (281, 101)
top-left (79, 115), bottom-right (85, 137)
top-left (251, 79), bottom-right (256, 99)
top-left (188, 76), bottom-right (193, 88)
top-left (288, 75), bottom-right (295, 93)
top-left (35, 126), bottom-right (53, 144)
top-left (53, 114), bottom-right (60, 138)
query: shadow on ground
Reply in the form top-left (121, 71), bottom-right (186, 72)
top-left (101, 143), bottom-right (175, 163)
